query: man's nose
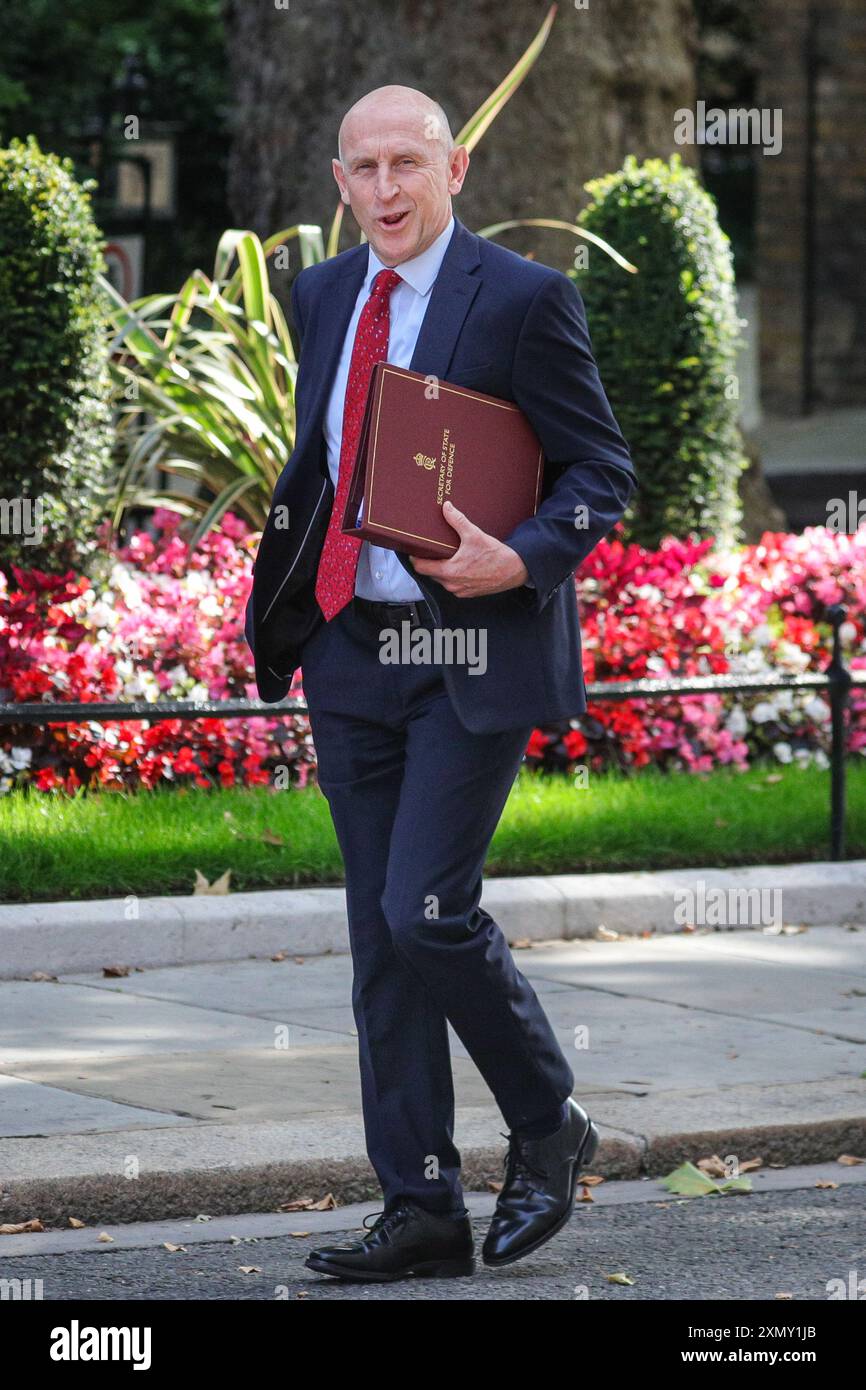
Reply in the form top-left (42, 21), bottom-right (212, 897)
top-left (374, 166), bottom-right (400, 200)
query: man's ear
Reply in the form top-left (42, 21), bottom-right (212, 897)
top-left (447, 145), bottom-right (470, 196)
top-left (332, 158), bottom-right (351, 205)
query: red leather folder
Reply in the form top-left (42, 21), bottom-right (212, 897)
top-left (339, 363), bottom-right (545, 560)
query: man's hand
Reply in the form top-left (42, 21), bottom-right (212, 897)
top-left (408, 498), bottom-right (529, 598)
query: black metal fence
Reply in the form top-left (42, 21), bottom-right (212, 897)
top-left (1, 606), bottom-right (863, 859)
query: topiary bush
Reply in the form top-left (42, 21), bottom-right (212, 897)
top-left (0, 136), bottom-right (114, 579)
top-left (575, 154), bottom-right (747, 549)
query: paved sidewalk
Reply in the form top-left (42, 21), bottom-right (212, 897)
top-left (0, 925), bottom-right (864, 1227)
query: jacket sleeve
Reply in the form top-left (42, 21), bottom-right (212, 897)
top-left (503, 270), bottom-right (637, 614)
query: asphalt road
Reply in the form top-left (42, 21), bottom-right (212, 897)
top-left (6, 1167), bottom-right (865, 1303)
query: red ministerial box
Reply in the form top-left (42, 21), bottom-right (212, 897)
top-left (339, 362), bottom-right (545, 560)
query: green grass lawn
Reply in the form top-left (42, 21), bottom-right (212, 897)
top-left (0, 763), bottom-right (863, 906)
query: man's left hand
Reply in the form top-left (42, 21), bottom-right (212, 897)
top-left (408, 498), bottom-right (529, 598)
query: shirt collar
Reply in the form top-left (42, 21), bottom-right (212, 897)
top-left (365, 215), bottom-right (455, 298)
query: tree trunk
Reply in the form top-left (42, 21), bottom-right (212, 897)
top-left (225, 0), bottom-right (698, 274)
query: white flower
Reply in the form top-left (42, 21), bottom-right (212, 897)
top-left (772, 741), bottom-right (793, 763)
top-left (10, 747), bottom-right (31, 770)
top-left (776, 640), bottom-right (810, 671)
top-left (803, 697), bottom-right (830, 722)
top-left (751, 701), bottom-right (778, 724)
top-left (88, 602), bottom-right (115, 628)
top-left (725, 706), bottom-right (748, 736)
top-left (750, 624), bottom-right (772, 647)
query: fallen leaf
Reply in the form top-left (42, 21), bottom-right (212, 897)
top-left (765, 774), bottom-right (783, 784)
top-left (511, 938), bottom-right (533, 949)
top-left (68, 1217), bottom-right (86, 1229)
top-left (194, 1214), bottom-right (213, 1222)
top-left (163, 1242), bottom-right (186, 1253)
top-left (596, 926), bottom-right (620, 941)
top-left (238, 1265), bottom-right (261, 1274)
top-left (0, 1219), bottom-right (45, 1235)
top-left (697, 1155), bottom-right (729, 1178)
top-left (102, 964), bottom-right (130, 978)
top-left (487, 1180), bottom-right (504, 1193)
top-left (29, 971), bottom-right (57, 983)
top-left (699, 1155), bottom-right (761, 1178)
top-left (815, 1180), bottom-right (838, 1189)
top-left (838, 1154), bottom-right (864, 1166)
top-left (271, 951), bottom-right (287, 962)
top-left (278, 1193), bottom-right (336, 1212)
top-left (577, 1173), bottom-right (605, 1186)
top-left (290, 1231), bottom-right (312, 1237)
top-left (775, 1292), bottom-right (794, 1300)
top-left (605, 1272), bottom-right (635, 1285)
top-left (97, 1233), bottom-right (115, 1243)
top-left (193, 868), bottom-right (232, 896)
top-left (660, 1161), bottom-right (752, 1197)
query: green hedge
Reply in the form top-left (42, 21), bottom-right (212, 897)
top-left (575, 154), bottom-right (747, 549)
top-left (0, 136), bottom-right (114, 578)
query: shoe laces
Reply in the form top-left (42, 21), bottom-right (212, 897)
top-left (500, 1130), bottom-right (549, 1185)
top-left (361, 1201), bottom-right (412, 1241)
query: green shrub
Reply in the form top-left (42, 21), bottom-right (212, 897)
top-left (575, 154), bottom-right (747, 549)
top-left (0, 136), bottom-right (114, 578)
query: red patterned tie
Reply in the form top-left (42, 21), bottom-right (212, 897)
top-left (314, 267), bottom-right (403, 620)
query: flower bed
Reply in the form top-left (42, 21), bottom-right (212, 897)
top-left (0, 512), bottom-right (863, 793)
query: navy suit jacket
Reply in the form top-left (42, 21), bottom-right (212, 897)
top-left (244, 215), bottom-right (637, 734)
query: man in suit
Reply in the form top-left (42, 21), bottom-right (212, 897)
top-left (244, 84), bottom-right (636, 1282)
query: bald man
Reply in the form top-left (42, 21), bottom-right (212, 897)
top-left (244, 85), bottom-right (636, 1282)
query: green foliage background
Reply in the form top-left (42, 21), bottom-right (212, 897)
top-left (575, 154), bottom-right (748, 549)
top-left (0, 0), bottom-right (229, 294)
top-left (0, 137), bottom-right (114, 578)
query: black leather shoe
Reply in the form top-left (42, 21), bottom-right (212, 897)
top-left (482, 1097), bottom-right (599, 1267)
top-left (304, 1200), bottom-right (475, 1283)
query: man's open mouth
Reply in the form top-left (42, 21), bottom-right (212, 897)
top-left (379, 210), bottom-right (410, 228)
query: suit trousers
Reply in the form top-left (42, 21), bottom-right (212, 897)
top-left (298, 596), bottom-right (575, 1215)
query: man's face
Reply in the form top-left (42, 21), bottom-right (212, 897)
top-left (333, 106), bottom-right (468, 266)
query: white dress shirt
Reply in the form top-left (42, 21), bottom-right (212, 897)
top-left (323, 215), bottom-right (456, 601)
